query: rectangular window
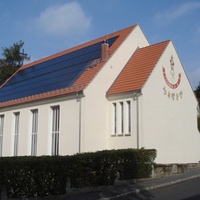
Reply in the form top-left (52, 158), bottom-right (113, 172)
top-left (31, 109), bottom-right (38, 156)
top-left (113, 103), bottom-right (117, 134)
top-left (111, 100), bottom-right (131, 137)
top-left (0, 115), bottom-right (4, 157)
top-left (14, 112), bottom-right (20, 156)
top-left (127, 101), bottom-right (131, 133)
top-left (51, 106), bottom-right (60, 156)
top-left (120, 102), bottom-right (124, 134)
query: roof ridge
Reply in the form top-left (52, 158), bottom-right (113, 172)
top-left (70, 25), bottom-right (137, 92)
top-left (21, 25), bottom-right (137, 70)
top-left (107, 40), bottom-right (170, 95)
top-left (140, 40), bottom-right (170, 50)
top-left (0, 24), bottom-right (137, 108)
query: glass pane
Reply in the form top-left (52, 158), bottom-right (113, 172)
top-left (0, 36), bottom-right (118, 102)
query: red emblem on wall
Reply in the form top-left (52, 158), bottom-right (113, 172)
top-left (162, 55), bottom-right (181, 89)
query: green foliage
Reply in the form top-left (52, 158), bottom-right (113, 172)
top-left (194, 82), bottom-right (200, 107)
top-left (1, 40), bottom-right (30, 67)
top-left (194, 82), bottom-right (200, 99)
top-left (115, 149), bottom-right (156, 180)
top-left (0, 65), bottom-right (19, 84)
top-left (0, 157), bottom-right (67, 198)
top-left (0, 40), bottom-right (30, 85)
top-left (0, 149), bottom-right (156, 199)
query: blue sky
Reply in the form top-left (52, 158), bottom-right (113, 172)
top-left (0, 0), bottom-right (200, 89)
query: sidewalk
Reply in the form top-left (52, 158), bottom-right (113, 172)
top-left (35, 168), bottom-right (200, 200)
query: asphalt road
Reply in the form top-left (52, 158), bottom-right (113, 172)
top-left (115, 177), bottom-right (200, 200)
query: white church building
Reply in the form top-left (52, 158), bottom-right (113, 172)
top-left (0, 24), bottom-right (199, 164)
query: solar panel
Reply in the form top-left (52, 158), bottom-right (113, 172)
top-left (0, 36), bottom-right (118, 102)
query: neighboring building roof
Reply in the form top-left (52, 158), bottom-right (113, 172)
top-left (107, 40), bottom-right (170, 96)
top-left (0, 25), bottom-right (136, 108)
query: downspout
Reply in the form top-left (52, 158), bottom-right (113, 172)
top-left (136, 96), bottom-right (139, 149)
top-left (76, 91), bottom-right (82, 153)
top-left (133, 90), bottom-right (142, 149)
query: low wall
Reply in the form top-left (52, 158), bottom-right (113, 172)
top-left (152, 163), bottom-right (200, 178)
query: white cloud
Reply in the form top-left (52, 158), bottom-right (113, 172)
top-left (154, 2), bottom-right (200, 25)
top-left (34, 2), bottom-right (91, 38)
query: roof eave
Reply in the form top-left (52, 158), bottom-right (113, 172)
top-left (0, 89), bottom-right (85, 110)
top-left (107, 89), bottom-right (142, 101)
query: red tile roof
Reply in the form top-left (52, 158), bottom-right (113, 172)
top-left (107, 40), bottom-right (170, 96)
top-left (72, 25), bottom-right (137, 91)
top-left (0, 25), bottom-right (136, 108)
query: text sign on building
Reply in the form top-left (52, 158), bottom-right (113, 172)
top-left (162, 55), bottom-right (183, 101)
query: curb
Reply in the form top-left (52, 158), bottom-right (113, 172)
top-left (99, 175), bottom-right (200, 200)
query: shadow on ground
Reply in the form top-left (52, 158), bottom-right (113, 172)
top-left (182, 195), bottom-right (200, 200)
top-left (27, 182), bottom-right (154, 200)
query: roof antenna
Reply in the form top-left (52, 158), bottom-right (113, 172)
top-left (103, 35), bottom-right (108, 44)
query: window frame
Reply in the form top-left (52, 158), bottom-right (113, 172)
top-left (31, 109), bottom-right (38, 156)
top-left (51, 106), bottom-right (60, 156)
top-left (120, 102), bottom-right (124, 134)
top-left (14, 112), bottom-right (20, 156)
top-left (126, 100), bottom-right (131, 135)
top-left (112, 103), bottom-right (117, 135)
top-left (0, 115), bottom-right (4, 157)
top-left (111, 100), bottom-right (132, 136)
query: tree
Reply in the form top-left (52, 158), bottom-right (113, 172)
top-left (198, 115), bottom-right (200, 132)
top-left (194, 82), bottom-right (200, 102)
top-left (194, 82), bottom-right (200, 132)
top-left (0, 40), bottom-right (30, 85)
top-left (194, 82), bottom-right (200, 110)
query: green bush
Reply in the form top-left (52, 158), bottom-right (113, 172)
top-left (0, 156), bottom-right (67, 198)
top-left (115, 149), bottom-right (156, 179)
top-left (0, 148), bottom-right (156, 198)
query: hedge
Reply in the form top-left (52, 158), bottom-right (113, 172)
top-left (0, 148), bottom-right (156, 198)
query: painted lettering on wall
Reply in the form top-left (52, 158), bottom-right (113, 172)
top-left (162, 55), bottom-right (183, 101)
top-left (163, 87), bottom-right (183, 100)
top-left (162, 68), bottom-right (181, 89)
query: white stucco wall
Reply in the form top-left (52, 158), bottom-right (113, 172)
top-left (107, 95), bottom-right (138, 150)
top-left (81, 25), bottom-right (149, 152)
top-left (0, 25), bottom-right (150, 157)
top-left (3, 26), bottom-right (197, 164)
top-left (0, 95), bottom-right (80, 157)
top-left (141, 41), bottom-right (200, 163)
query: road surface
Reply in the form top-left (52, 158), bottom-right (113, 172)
top-left (115, 177), bottom-right (200, 200)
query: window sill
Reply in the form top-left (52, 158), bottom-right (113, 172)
top-left (111, 134), bottom-right (117, 137)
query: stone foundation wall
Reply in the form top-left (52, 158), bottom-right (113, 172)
top-left (152, 163), bottom-right (200, 178)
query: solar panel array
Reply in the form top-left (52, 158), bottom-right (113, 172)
top-left (0, 36), bottom-right (118, 102)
